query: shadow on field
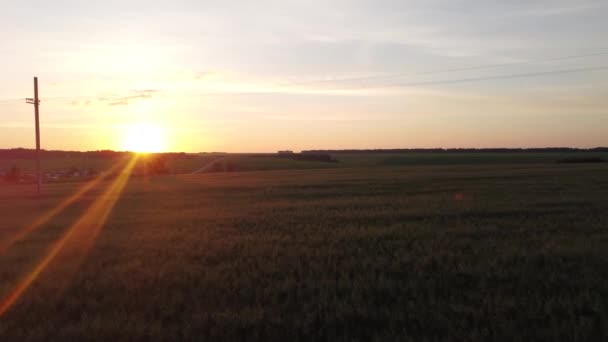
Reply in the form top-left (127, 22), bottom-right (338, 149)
top-left (0, 164), bottom-right (607, 341)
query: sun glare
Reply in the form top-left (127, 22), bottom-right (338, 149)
top-left (122, 123), bottom-right (167, 153)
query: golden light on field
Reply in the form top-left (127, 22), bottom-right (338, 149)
top-left (122, 123), bottom-right (167, 153)
top-left (0, 156), bottom-right (139, 317)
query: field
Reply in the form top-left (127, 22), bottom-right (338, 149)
top-left (0, 161), bottom-right (607, 341)
top-left (2, 151), bottom-right (607, 176)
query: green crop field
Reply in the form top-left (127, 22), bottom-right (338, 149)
top-left (0, 162), bottom-right (607, 341)
top-left (3, 152), bottom-right (606, 177)
top-left (0, 157), bottom-right (120, 173)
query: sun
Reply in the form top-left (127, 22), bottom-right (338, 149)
top-left (122, 123), bottom-right (167, 153)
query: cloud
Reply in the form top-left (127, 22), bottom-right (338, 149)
top-left (70, 99), bottom-right (92, 106)
top-left (132, 89), bottom-right (160, 95)
top-left (98, 89), bottom-right (161, 106)
top-left (194, 71), bottom-right (214, 80)
top-left (109, 100), bottom-right (128, 106)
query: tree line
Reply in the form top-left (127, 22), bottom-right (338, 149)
top-left (0, 148), bottom-right (192, 159)
top-left (302, 147), bottom-right (608, 154)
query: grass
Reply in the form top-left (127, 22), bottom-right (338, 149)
top-left (336, 152), bottom-right (608, 166)
top-left (0, 155), bottom-right (214, 175)
top-left (0, 157), bottom-right (120, 173)
top-left (199, 156), bottom-right (337, 173)
top-left (4, 152), bottom-right (608, 176)
top-left (0, 163), bottom-right (607, 341)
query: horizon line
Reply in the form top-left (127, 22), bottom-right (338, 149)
top-left (1, 146), bottom-right (607, 154)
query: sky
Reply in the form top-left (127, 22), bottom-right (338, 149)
top-left (1, 0), bottom-right (607, 152)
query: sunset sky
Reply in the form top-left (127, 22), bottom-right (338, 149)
top-left (1, 0), bottom-right (607, 152)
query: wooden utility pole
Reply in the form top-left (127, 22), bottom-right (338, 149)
top-left (26, 77), bottom-right (41, 195)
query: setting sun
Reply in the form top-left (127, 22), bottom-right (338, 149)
top-left (122, 123), bottom-right (166, 153)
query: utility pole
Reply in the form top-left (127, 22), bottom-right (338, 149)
top-left (26, 77), bottom-right (41, 195)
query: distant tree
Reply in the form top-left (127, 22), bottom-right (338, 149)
top-left (68, 166), bottom-right (80, 176)
top-left (210, 161), bottom-right (224, 172)
top-left (5, 165), bottom-right (21, 182)
top-left (147, 155), bottom-right (170, 174)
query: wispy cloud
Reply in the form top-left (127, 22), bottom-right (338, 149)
top-left (99, 89), bottom-right (161, 106)
top-left (194, 71), bottom-right (216, 80)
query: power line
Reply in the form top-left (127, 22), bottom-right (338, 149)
top-left (284, 51), bottom-right (608, 86)
top-left (25, 77), bottom-right (42, 195)
top-left (0, 61), bottom-right (607, 105)
top-left (0, 98), bottom-right (23, 104)
top-left (0, 94), bottom-right (126, 106)
top-left (363, 65), bottom-right (608, 89)
top-left (190, 65), bottom-right (608, 93)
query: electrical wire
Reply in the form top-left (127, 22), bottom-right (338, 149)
top-left (283, 51), bottom-right (608, 86)
top-left (0, 50), bottom-right (607, 104)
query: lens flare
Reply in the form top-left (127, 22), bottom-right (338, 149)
top-left (0, 159), bottom-right (129, 256)
top-left (0, 155), bottom-right (138, 317)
